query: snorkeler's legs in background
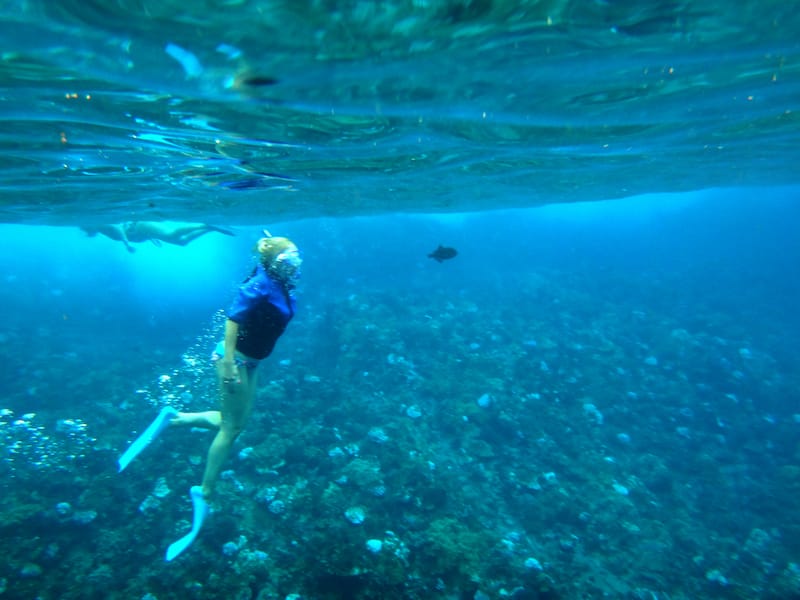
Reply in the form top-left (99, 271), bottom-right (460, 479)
top-left (169, 225), bottom-right (226, 245)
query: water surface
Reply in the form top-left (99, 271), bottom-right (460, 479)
top-left (0, 1), bottom-right (797, 222)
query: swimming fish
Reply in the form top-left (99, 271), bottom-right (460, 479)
top-left (428, 245), bottom-right (458, 262)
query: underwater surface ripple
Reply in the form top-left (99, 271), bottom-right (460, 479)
top-left (0, 1), bottom-right (799, 222)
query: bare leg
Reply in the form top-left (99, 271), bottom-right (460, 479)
top-left (170, 226), bottom-right (216, 246)
top-left (200, 362), bottom-right (257, 497)
top-left (171, 411), bottom-right (221, 429)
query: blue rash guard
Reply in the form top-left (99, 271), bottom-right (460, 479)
top-left (226, 264), bottom-right (295, 360)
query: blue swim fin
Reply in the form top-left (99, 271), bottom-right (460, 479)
top-left (166, 486), bottom-right (209, 561)
top-left (118, 406), bottom-right (178, 472)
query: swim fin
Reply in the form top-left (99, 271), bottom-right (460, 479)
top-left (117, 406), bottom-right (178, 472)
top-left (165, 486), bottom-right (209, 561)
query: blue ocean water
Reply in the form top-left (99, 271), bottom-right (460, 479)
top-left (2, 187), bottom-right (800, 598)
top-left (2, 1), bottom-right (800, 599)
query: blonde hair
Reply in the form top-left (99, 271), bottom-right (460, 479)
top-left (258, 236), bottom-right (295, 266)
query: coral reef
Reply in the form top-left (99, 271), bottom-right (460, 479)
top-left (1, 264), bottom-right (798, 599)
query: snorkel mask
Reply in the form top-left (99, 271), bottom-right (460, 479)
top-left (259, 230), bottom-right (302, 287)
top-left (271, 247), bottom-right (302, 286)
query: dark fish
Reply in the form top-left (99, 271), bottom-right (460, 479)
top-left (240, 76), bottom-right (279, 87)
top-left (428, 245), bottom-right (458, 262)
